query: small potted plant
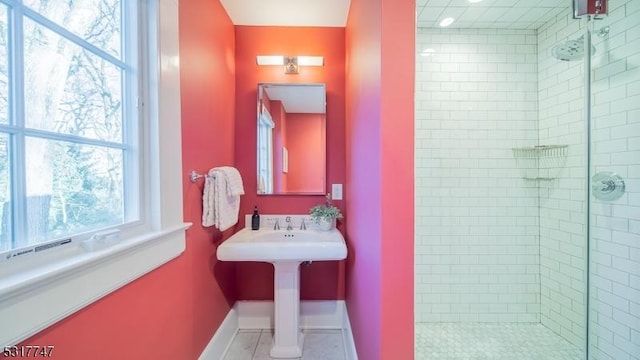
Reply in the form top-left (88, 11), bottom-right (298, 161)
top-left (310, 193), bottom-right (343, 231)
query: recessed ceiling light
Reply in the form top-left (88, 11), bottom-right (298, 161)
top-left (421, 48), bottom-right (435, 57)
top-left (439, 17), bottom-right (455, 27)
top-left (468, 0), bottom-right (483, 3)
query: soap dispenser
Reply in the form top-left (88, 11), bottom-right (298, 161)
top-left (251, 206), bottom-right (260, 230)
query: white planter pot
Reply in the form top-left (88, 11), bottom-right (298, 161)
top-left (318, 218), bottom-right (334, 231)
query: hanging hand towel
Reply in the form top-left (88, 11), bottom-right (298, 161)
top-left (202, 173), bottom-right (216, 228)
top-left (202, 166), bottom-right (244, 231)
top-left (217, 166), bottom-right (245, 197)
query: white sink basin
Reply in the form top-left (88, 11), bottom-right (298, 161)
top-left (216, 216), bottom-right (347, 358)
top-left (217, 228), bottom-right (347, 262)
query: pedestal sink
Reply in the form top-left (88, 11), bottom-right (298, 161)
top-left (217, 215), bottom-right (347, 358)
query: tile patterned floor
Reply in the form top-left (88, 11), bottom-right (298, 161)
top-left (223, 329), bottom-right (346, 360)
top-left (415, 323), bottom-right (585, 360)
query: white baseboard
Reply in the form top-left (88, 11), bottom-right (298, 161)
top-left (342, 302), bottom-right (358, 360)
top-left (236, 300), bottom-right (345, 329)
top-left (199, 300), bottom-right (357, 360)
top-left (198, 308), bottom-right (238, 360)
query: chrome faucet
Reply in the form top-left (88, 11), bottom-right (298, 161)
top-left (285, 216), bottom-right (293, 231)
top-left (273, 219), bottom-right (280, 230)
top-left (300, 218), bottom-right (306, 230)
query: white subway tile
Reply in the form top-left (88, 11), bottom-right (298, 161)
top-left (415, 9), bottom-right (637, 351)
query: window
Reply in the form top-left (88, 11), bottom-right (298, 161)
top-left (0, 0), bottom-right (186, 347)
top-left (257, 104), bottom-right (274, 194)
top-left (0, 0), bottom-right (139, 256)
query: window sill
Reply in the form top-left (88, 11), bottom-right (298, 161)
top-left (0, 223), bottom-right (191, 346)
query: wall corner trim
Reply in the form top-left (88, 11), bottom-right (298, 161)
top-left (342, 301), bottom-right (358, 360)
top-left (198, 308), bottom-right (238, 360)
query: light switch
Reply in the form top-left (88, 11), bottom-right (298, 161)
top-left (331, 184), bottom-right (343, 200)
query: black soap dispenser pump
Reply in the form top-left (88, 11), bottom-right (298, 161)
top-left (251, 206), bottom-right (260, 230)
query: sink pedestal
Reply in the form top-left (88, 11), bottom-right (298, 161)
top-left (270, 261), bottom-right (304, 358)
top-left (216, 219), bottom-right (347, 358)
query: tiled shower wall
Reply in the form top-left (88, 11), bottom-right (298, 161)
top-left (537, 8), bottom-right (588, 348)
top-left (415, 28), bottom-right (540, 323)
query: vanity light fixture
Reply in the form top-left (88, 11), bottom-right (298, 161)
top-left (284, 57), bottom-right (299, 74)
top-left (256, 55), bottom-right (324, 74)
top-left (256, 55), bottom-right (286, 66)
top-left (297, 56), bottom-right (324, 66)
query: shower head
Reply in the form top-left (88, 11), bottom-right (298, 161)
top-left (551, 27), bottom-right (607, 62)
top-left (551, 39), bottom-right (587, 61)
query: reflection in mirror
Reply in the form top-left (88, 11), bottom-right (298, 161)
top-left (257, 83), bottom-right (326, 195)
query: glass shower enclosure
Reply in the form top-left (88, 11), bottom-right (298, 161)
top-left (414, 0), bottom-right (639, 358)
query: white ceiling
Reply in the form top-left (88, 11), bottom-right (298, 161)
top-left (218, 0), bottom-right (570, 32)
top-left (417, 0), bottom-right (570, 29)
top-left (262, 84), bottom-right (326, 114)
top-left (219, 0), bottom-right (351, 27)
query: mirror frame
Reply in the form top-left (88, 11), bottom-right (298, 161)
top-left (256, 83), bottom-right (327, 195)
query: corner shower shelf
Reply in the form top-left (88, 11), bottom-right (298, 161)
top-left (512, 145), bottom-right (568, 158)
top-left (512, 145), bottom-right (568, 180)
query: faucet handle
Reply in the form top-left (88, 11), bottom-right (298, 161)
top-left (273, 219), bottom-right (280, 230)
top-left (300, 218), bottom-right (306, 230)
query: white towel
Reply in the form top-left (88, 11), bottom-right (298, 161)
top-left (218, 166), bottom-right (244, 196)
top-left (202, 166), bottom-right (245, 231)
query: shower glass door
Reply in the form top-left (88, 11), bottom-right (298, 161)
top-left (587, 2), bottom-right (640, 358)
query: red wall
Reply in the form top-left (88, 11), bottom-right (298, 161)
top-left (379, 0), bottom-right (415, 356)
top-left (17, 1), bottom-right (237, 358)
top-left (286, 113), bottom-right (325, 192)
top-left (17, 2), bottom-right (415, 358)
top-left (178, 0), bottom-right (237, 355)
top-left (234, 26), bottom-right (346, 300)
top-left (345, 0), bottom-right (415, 359)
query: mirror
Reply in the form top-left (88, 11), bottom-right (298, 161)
top-left (257, 83), bottom-right (326, 195)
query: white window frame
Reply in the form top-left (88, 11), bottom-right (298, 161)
top-left (0, 0), bottom-right (140, 253)
top-left (0, 0), bottom-right (189, 347)
top-left (257, 104), bottom-right (274, 194)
